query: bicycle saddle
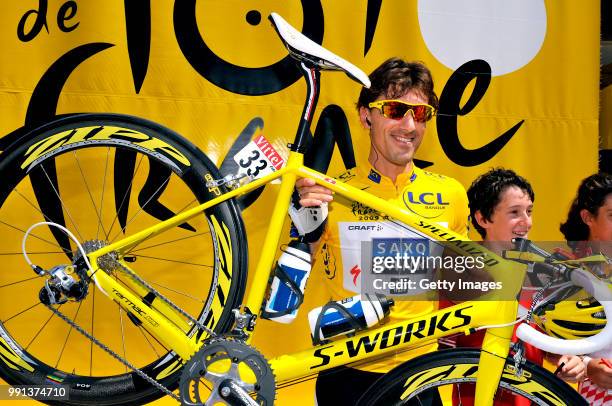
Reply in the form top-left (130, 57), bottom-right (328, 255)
top-left (269, 12), bottom-right (371, 88)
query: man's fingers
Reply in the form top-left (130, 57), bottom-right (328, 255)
top-left (297, 188), bottom-right (333, 202)
top-left (300, 185), bottom-right (333, 195)
top-left (299, 197), bottom-right (331, 207)
top-left (295, 177), bottom-right (334, 207)
top-left (295, 177), bottom-right (316, 188)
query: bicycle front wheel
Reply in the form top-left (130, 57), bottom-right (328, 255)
top-left (357, 348), bottom-right (586, 406)
top-left (0, 114), bottom-right (247, 405)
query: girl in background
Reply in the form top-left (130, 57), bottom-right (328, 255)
top-left (560, 172), bottom-right (612, 403)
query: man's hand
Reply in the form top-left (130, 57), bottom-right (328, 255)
top-left (295, 178), bottom-right (334, 207)
top-left (587, 358), bottom-right (612, 389)
top-left (554, 355), bottom-right (587, 382)
top-left (288, 178), bottom-right (334, 243)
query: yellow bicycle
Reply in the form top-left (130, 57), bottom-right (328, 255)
top-left (0, 12), bottom-right (609, 405)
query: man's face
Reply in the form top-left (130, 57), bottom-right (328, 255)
top-left (360, 90), bottom-right (429, 177)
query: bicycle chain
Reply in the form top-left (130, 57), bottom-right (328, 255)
top-left (40, 255), bottom-right (223, 404)
top-left (43, 302), bottom-right (181, 403)
top-left (113, 260), bottom-right (217, 338)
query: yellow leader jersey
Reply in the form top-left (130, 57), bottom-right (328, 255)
top-left (314, 163), bottom-right (469, 372)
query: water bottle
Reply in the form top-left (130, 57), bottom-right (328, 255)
top-left (308, 293), bottom-right (394, 344)
top-left (262, 239), bottom-right (311, 323)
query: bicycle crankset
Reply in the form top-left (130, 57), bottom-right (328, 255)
top-left (179, 337), bottom-right (275, 406)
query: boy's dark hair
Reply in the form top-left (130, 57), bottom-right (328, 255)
top-left (467, 168), bottom-right (535, 238)
top-left (560, 173), bottom-right (612, 245)
top-left (357, 58), bottom-right (438, 110)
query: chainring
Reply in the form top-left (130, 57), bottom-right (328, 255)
top-left (179, 337), bottom-right (275, 405)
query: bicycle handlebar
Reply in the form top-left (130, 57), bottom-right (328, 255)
top-left (516, 267), bottom-right (612, 355)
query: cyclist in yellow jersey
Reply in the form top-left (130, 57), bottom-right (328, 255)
top-left (290, 57), bottom-right (468, 406)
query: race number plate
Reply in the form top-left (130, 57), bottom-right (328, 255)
top-left (233, 135), bottom-right (284, 180)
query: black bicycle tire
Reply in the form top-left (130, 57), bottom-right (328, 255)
top-left (356, 348), bottom-right (587, 406)
top-left (0, 113), bottom-right (248, 405)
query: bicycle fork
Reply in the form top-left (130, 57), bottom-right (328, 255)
top-left (475, 306), bottom-right (516, 405)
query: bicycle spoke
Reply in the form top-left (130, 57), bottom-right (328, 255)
top-left (0, 251), bottom-right (67, 256)
top-left (119, 308), bottom-right (128, 374)
top-left (148, 281), bottom-right (205, 303)
top-left (133, 254), bottom-right (214, 268)
top-left (175, 198), bottom-right (198, 215)
top-left (129, 231), bottom-right (212, 253)
top-left (97, 147), bottom-right (111, 240)
top-left (39, 164), bottom-right (84, 242)
top-left (55, 301), bottom-right (84, 369)
top-left (138, 326), bottom-right (161, 358)
top-left (0, 275), bottom-right (41, 289)
top-left (3, 302), bottom-right (42, 324)
top-left (104, 153), bottom-right (145, 241)
top-left (0, 219), bottom-right (70, 254)
top-left (90, 286), bottom-right (95, 376)
top-left (12, 187), bottom-right (58, 222)
top-left (25, 310), bottom-right (57, 351)
top-left (73, 150), bottom-right (109, 239)
top-left (109, 175), bottom-right (171, 244)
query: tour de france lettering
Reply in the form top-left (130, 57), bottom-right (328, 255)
top-left (14, 1), bottom-right (523, 166)
top-left (11, 1), bottom-right (526, 238)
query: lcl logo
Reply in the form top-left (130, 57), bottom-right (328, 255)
top-left (404, 192), bottom-right (449, 206)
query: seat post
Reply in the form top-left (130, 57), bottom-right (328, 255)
top-left (290, 61), bottom-right (321, 153)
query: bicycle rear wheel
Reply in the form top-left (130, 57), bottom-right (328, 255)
top-left (356, 348), bottom-right (586, 406)
top-left (0, 114), bottom-right (247, 405)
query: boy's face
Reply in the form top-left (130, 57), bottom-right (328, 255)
top-left (478, 186), bottom-right (533, 243)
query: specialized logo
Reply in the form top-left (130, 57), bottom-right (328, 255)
top-left (310, 306), bottom-right (472, 369)
top-left (350, 265), bottom-right (361, 285)
top-left (324, 177), bottom-right (337, 185)
top-left (21, 126), bottom-right (191, 172)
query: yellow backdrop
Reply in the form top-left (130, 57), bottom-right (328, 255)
top-left (0, 1), bottom-right (600, 404)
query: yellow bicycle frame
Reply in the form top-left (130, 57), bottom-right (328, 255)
top-left (83, 148), bottom-right (531, 405)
